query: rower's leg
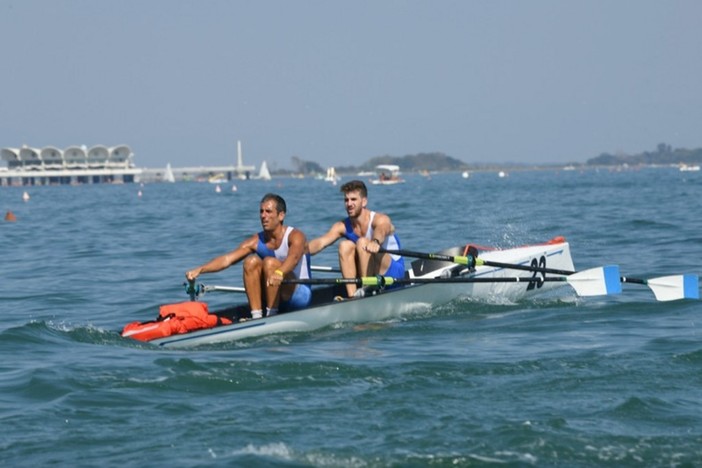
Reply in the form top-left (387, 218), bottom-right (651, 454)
top-left (375, 252), bottom-right (393, 276)
top-left (262, 256), bottom-right (285, 311)
top-left (355, 238), bottom-right (374, 276)
top-left (338, 239), bottom-right (358, 297)
top-left (243, 255), bottom-right (263, 314)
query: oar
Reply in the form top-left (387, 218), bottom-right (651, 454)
top-left (384, 248), bottom-right (699, 301)
top-left (283, 265), bottom-right (622, 297)
top-left (619, 274), bottom-right (699, 301)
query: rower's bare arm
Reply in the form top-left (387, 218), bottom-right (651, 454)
top-left (371, 213), bottom-right (394, 243)
top-left (186, 234), bottom-right (257, 280)
top-left (308, 222), bottom-right (344, 255)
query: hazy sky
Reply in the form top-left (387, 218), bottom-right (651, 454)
top-left (1, 0), bottom-right (701, 169)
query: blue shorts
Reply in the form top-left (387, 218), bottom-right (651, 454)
top-left (281, 284), bottom-right (312, 311)
top-left (383, 257), bottom-right (406, 283)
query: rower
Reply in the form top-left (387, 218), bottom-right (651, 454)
top-left (308, 180), bottom-right (405, 298)
top-left (186, 193), bottom-right (312, 319)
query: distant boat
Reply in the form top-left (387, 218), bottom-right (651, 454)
top-left (164, 163), bottom-right (175, 183)
top-left (258, 161), bottom-right (272, 180)
top-left (208, 173), bottom-right (228, 184)
top-left (370, 165), bottom-right (404, 185)
top-left (679, 163), bottom-right (700, 172)
top-left (461, 171), bottom-right (470, 179)
top-left (324, 167), bottom-right (340, 183)
top-left (498, 171), bottom-right (507, 178)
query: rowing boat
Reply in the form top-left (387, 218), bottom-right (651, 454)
top-left (129, 237), bottom-right (584, 348)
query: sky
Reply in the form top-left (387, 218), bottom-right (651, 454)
top-left (1, 0), bottom-right (701, 170)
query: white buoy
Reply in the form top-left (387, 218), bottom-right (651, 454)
top-left (22, 191), bottom-right (30, 202)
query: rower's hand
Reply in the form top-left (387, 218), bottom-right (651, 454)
top-left (364, 238), bottom-right (381, 254)
top-left (267, 270), bottom-right (284, 287)
top-left (185, 268), bottom-right (200, 282)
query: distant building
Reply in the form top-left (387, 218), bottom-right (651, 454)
top-left (0, 144), bottom-right (141, 186)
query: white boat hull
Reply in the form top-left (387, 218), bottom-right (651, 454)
top-left (146, 239), bottom-right (574, 348)
top-left (370, 179), bottom-right (404, 185)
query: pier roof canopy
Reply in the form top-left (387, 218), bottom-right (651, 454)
top-left (1, 145), bottom-right (134, 170)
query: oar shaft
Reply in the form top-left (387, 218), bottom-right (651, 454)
top-left (202, 285), bottom-right (247, 293)
top-left (284, 277), bottom-right (366, 285)
top-left (620, 277), bottom-right (647, 285)
top-left (311, 265), bottom-right (341, 273)
top-left (381, 248), bottom-right (472, 266)
top-left (391, 276), bottom-right (567, 285)
top-left (284, 275), bottom-right (567, 287)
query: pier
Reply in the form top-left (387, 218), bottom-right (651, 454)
top-left (1, 141), bottom-right (256, 186)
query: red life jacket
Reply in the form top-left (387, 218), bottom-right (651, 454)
top-left (122, 301), bottom-right (232, 342)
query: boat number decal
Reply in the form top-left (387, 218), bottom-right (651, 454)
top-left (526, 256), bottom-right (546, 291)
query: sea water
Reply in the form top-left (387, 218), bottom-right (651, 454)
top-left (1, 168), bottom-right (701, 466)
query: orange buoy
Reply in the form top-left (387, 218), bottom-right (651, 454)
top-left (4, 211), bottom-right (16, 222)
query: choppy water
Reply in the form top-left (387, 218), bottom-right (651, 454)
top-left (1, 168), bottom-right (701, 466)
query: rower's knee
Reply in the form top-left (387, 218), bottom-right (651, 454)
top-left (243, 254), bottom-right (262, 274)
top-left (338, 239), bottom-right (356, 258)
top-left (261, 256), bottom-right (280, 275)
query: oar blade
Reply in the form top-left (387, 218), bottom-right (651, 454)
top-left (646, 274), bottom-right (700, 301)
top-left (567, 265), bottom-right (622, 296)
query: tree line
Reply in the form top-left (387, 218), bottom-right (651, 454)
top-left (587, 143), bottom-right (702, 166)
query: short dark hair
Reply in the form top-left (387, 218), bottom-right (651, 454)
top-left (340, 180), bottom-right (367, 198)
top-left (260, 193), bottom-right (287, 213)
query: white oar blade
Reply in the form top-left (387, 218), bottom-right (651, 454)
top-left (567, 265), bottom-right (622, 296)
top-left (646, 274), bottom-right (700, 301)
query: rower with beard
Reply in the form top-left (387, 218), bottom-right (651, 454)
top-left (186, 193), bottom-right (311, 319)
top-left (309, 180), bottom-right (405, 298)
